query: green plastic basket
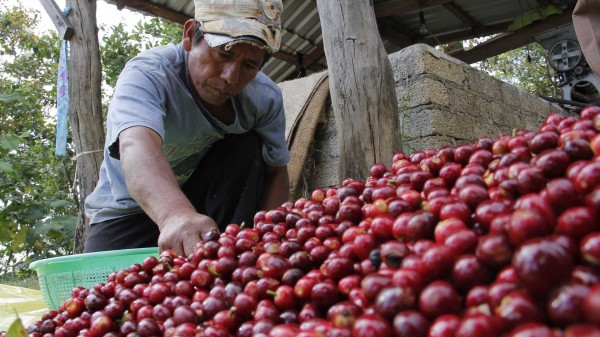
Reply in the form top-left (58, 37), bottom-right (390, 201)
top-left (29, 247), bottom-right (159, 310)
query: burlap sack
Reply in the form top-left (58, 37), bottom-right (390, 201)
top-left (573, 0), bottom-right (600, 79)
top-left (279, 71), bottom-right (330, 198)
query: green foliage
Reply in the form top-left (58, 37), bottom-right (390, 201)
top-left (0, 2), bottom-right (182, 280)
top-left (100, 22), bottom-right (150, 91)
top-left (6, 317), bottom-right (27, 337)
top-left (474, 42), bottom-right (559, 97)
top-left (0, 3), bottom-right (77, 278)
top-left (100, 17), bottom-right (182, 90)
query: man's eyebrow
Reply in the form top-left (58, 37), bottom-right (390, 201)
top-left (247, 59), bottom-right (261, 67)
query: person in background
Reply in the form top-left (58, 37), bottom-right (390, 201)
top-left (572, 0), bottom-right (600, 80)
top-left (83, 0), bottom-right (290, 258)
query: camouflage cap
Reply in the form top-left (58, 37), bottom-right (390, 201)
top-left (194, 0), bottom-right (283, 53)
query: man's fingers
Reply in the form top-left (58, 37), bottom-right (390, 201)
top-left (161, 241), bottom-right (184, 257)
top-left (175, 245), bottom-right (185, 258)
top-left (158, 241), bottom-right (169, 254)
top-left (158, 215), bottom-right (221, 257)
top-left (183, 234), bottom-right (201, 258)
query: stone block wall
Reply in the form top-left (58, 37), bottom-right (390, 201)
top-left (293, 44), bottom-right (566, 198)
top-left (392, 44), bottom-right (565, 153)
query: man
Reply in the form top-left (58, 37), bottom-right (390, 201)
top-left (84, 0), bottom-right (290, 258)
top-left (572, 0), bottom-right (600, 80)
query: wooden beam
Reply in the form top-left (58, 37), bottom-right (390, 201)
top-left (279, 45), bottom-right (327, 81)
top-left (374, 0), bottom-right (454, 18)
top-left (434, 22), bottom-right (509, 44)
top-left (442, 2), bottom-right (481, 28)
top-left (449, 11), bottom-right (573, 64)
top-left (115, 0), bottom-right (191, 25)
top-left (38, 0), bottom-right (74, 39)
top-left (272, 50), bottom-right (299, 67)
top-left (272, 49), bottom-right (325, 72)
top-left (303, 44), bottom-right (325, 69)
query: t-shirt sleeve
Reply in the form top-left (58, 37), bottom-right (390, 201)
top-left (253, 85), bottom-right (291, 167)
top-left (106, 63), bottom-right (167, 153)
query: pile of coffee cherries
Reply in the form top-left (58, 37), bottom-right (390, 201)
top-left (6, 105), bottom-right (600, 337)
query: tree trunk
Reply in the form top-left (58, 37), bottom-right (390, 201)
top-left (66, 0), bottom-right (105, 253)
top-left (315, 0), bottom-right (402, 182)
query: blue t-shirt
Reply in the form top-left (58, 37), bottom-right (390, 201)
top-left (85, 43), bottom-right (290, 224)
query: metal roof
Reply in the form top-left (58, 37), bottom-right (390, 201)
top-left (103, 0), bottom-right (577, 83)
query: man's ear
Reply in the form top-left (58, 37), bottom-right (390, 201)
top-left (182, 19), bottom-right (197, 51)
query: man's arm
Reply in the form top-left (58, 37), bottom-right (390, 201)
top-left (119, 126), bottom-right (219, 257)
top-left (260, 164), bottom-right (290, 211)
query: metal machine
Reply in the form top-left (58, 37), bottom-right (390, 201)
top-left (534, 23), bottom-right (600, 106)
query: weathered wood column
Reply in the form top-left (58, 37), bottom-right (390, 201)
top-left (315, 0), bottom-right (402, 182)
top-left (65, 0), bottom-right (105, 253)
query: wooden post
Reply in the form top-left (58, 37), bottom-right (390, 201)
top-left (315, 0), bottom-right (402, 181)
top-left (64, 0), bottom-right (105, 253)
top-left (37, 0), bottom-right (74, 40)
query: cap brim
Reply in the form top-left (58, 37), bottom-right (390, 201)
top-left (204, 33), bottom-right (271, 52)
top-left (203, 33), bottom-right (235, 48)
top-left (200, 18), bottom-right (281, 53)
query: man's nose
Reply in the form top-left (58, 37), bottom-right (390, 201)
top-left (221, 61), bottom-right (241, 85)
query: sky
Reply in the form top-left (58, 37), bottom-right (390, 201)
top-left (7, 0), bottom-right (145, 34)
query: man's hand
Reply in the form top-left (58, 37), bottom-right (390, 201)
top-left (119, 126), bottom-right (220, 257)
top-left (158, 211), bottom-right (220, 257)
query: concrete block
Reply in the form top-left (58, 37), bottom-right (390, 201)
top-left (312, 135), bottom-right (339, 165)
top-left (473, 99), bottom-right (520, 138)
top-left (405, 43), bottom-right (468, 66)
top-left (396, 77), bottom-right (450, 108)
top-left (400, 108), bottom-right (434, 139)
top-left (521, 111), bottom-right (546, 132)
top-left (421, 52), bottom-right (466, 85)
top-left (447, 87), bottom-right (479, 116)
top-left (389, 44), bottom-right (466, 84)
top-left (465, 68), bottom-right (503, 100)
top-left (316, 107), bottom-right (338, 141)
top-left (407, 135), bottom-right (459, 153)
top-left (306, 160), bottom-right (339, 192)
top-left (389, 44), bottom-right (431, 80)
top-left (484, 100), bottom-right (504, 123)
top-left (311, 105), bottom-right (339, 162)
top-left (531, 97), bottom-right (560, 118)
top-left (471, 121), bottom-right (505, 141)
top-left (429, 109), bottom-right (478, 140)
top-left (487, 101), bottom-right (523, 135)
top-left (293, 155), bottom-right (338, 199)
top-left (517, 89), bottom-right (537, 113)
top-left (500, 82), bottom-right (524, 108)
top-left (389, 50), bottom-right (417, 82)
top-left (401, 108), bottom-right (478, 141)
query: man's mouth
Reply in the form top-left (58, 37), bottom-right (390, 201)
top-left (208, 84), bottom-right (229, 97)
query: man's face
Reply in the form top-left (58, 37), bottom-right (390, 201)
top-left (187, 38), bottom-right (267, 107)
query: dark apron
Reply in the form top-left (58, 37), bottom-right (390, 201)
top-left (83, 131), bottom-right (264, 253)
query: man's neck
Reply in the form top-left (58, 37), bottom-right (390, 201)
top-left (186, 71), bottom-right (236, 126)
top-left (204, 99), bottom-right (235, 125)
